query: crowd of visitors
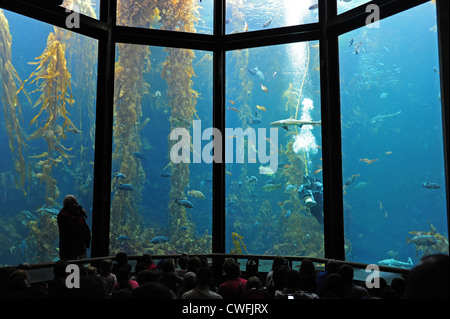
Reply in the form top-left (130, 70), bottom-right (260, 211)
top-left (0, 253), bottom-right (447, 299)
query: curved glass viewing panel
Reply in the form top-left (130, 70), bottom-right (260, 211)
top-left (111, 43), bottom-right (213, 256)
top-left (116, 0), bottom-right (214, 34)
top-left (225, 41), bottom-right (324, 257)
top-left (0, 10), bottom-right (98, 266)
top-left (225, 0), bottom-right (318, 34)
top-left (339, 1), bottom-right (448, 268)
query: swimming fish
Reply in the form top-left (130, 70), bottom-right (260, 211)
top-left (175, 198), bottom-right (194, 208)
top-left (249, 117), bottom-right (262, 124)
top-left (355, 182), bottom-right (367, 189)
top-left (117, 235), bottom-right (130, 241)
top-left (248, 66), bottom-right (265, 80)
top-left (36, 205), bottom-right (60, 216)
top-left (263, 17), bottom-right (274, 28)
top-left (256, 105), bottom-right (266, 112)
top-left (247, 176), bottom-right (258, 183)
top-left (378, 257), bottom-right (413, 269)
top-left (113, 173), bottom-right (126, 180)
top-left (161, 173), bottom-right (172, 177)
top-left (262, 183), bottom-right (282, 192)
top-left (260, 84), bottom-right (269, 93)
top-left (259, 165), bottom-right (275, 175)
top-left (309, 3), bottom-right (318, 10)
top-left (407, 235), bottom-right (437, 246)
top-left (118, 184), bottom-right (134, 191)
top-left (187, 190), bottom-right (205, 199)
top-left (227, 107), bottom-right (240, 113)
top-left (422, 182), bottom-right (440, 189)
top-left (67, 127), bottom-right (81, 134)
top-left (84, 174), bottom-right (92, 188)
top-left (285, 184), bottom-right (298, 192)
top-left (359, 158), bottom-right (378, 164)
top-left (348, 36), bottom-right (354, 46)
top-left (370, 110), bottom-right (402, 124)
top-left (133, 152), bottom-right (147, 160)
top-left (150, 236), bottom-right (169, 244)
top-left (344, 174), bottom-right (359, 187)
top-left (353, 41), bottom-right (364, 55)
top-left (270, 117), bottom-right (321, 131)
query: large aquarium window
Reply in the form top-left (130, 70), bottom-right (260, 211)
top-left (116, 0), bottom-right (214, 35)
top-left (225, 0), bottom-right (318, 35)
top-left (339, 1), bottom-right (448, 268)
top-left (110, 43), bottom-right (213, 256)
top-left (225, 41), bottom-right (324, 257)
top-left (60, 0), bottom-right (99, 20)
top-left (0, 10), bottom-right (98, 265)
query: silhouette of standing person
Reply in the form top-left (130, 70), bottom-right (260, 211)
top-left (57, 195), bottom-right (91, 260)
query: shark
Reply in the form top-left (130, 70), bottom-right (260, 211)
top-left (378, 257), bottom-right (414, 269)
top-left (370, 110), bottom-right (402, 124)
top-left (270, 117), bottom-right (321, 131)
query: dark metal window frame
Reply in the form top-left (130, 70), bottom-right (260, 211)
top-left (0, 0), bottom-right (447, 260)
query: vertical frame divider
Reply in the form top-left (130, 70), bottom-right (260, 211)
top-left (435, 0), bottom-right (450, 245)
top-left (212, 0), bottom-right (226, 255)
top-left (211, 0), bottom-right (226, 278)
top-left (319, 0), bottom-right (345, 260)
top-left (90, 0), bottom-right (116, 258)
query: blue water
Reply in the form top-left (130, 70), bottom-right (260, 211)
top-left (0, 1), bottom-right (447, 267)
top-left (339, 2), bottom-right (447, 265)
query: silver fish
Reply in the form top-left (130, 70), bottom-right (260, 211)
top-left (271, 117), bottom-right (321, 131)
top-left (407, 235), bottom-right (437, 246)
top-left (263, 17), bottom-right (274, 28)
top-left (369, 110), bottom-right (401, 124)
top-left (378, 257), bottom-right (413, 269)
top-left (422, 182), bottom-right (440, 189)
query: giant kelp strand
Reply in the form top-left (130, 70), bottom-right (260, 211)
top-left (111, 43), bottom-right (149, 243)
top-left (25, 212), bottom-right (59, 263)
top-left (12, 26), bottom-right (80, 263)
top-left (62, 0), bottom-right (98, 202)
top-left (109, 0), bottom-right (157, 254)
top-left (117, 0), bottom-right (160, 28)
top-left (158, 0), bottom-right (201, 32)
top-left (17, 27), bottom-right (77, 207)
top-left (159, 0), bottom-right (211, 253)
top-left (62, 1), bottom-right (98, 145)
top-left (0, 10), bottom-right (30, 194)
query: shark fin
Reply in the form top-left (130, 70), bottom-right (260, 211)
top-left (282, 126), bottom-right (289, 131)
